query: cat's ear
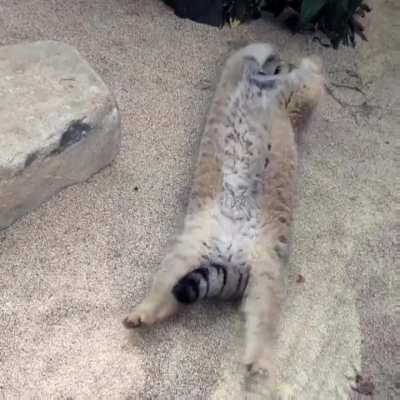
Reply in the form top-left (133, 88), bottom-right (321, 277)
top-left (260, 53), bottom-right (284, 76)
top-left (241, 56), bottom-right (260, 80)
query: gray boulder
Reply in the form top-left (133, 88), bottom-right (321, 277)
top-left (0, 40), bottom-right (121, 230)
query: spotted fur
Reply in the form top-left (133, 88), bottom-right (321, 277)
top-left (123, 43), bottom-right (323, 393)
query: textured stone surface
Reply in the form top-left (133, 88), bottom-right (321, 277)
top-left (0, 40), bottom-right (120, 229)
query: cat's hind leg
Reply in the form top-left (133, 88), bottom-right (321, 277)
top-left (123, 214), bottom-right (213, 328)
top-left (123, 277), bottom-right (179, 329)
top-left (242, 244), bottom-right (285, 390)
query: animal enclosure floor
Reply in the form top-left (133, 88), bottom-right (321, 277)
top-left (0, 0), bottom-right (398, 399)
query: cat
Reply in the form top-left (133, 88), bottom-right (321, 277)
top-left (123, 42), bottom-right (323, 392)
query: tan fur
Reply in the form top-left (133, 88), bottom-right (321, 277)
top-left (123, 43), bottom-right (323, 397)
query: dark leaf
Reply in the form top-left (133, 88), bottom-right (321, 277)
top-left (261, 0), bottom-right (287, 16)
top-left (285, 14), bottom-right (300, 33)
top-left (300, 0), bottom-right (327, 25)
top-left (351, 376), bottom-right (375, 395)
top-left (357, 29), bottom-right (368, 41)
top-left (360, 3), bottom-right (372, 12)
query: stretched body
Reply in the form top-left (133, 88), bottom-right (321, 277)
top-left (124, 43), bottom-right (323, 392)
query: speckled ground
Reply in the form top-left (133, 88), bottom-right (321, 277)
top-left (0, 1), bottom-right (398, 399)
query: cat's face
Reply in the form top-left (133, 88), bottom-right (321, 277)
top-left (251, 52), bottom-right (324, 115)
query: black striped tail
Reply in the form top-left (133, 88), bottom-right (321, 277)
top-left (172, 262), bottom-right (249, 304)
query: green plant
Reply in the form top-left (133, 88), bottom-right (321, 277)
top-left (261, 0), bottom-right (371, 48)
top-left (163, 0), bottom-right (371, 49)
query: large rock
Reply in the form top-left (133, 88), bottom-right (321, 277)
top-left (0, 40), bottom-right (121, 230)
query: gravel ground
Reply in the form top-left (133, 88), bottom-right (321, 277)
top-left (0, 0), bottom-right (398, 399)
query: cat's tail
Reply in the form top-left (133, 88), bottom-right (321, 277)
top-left (172, 262), bottom-right (249, 304)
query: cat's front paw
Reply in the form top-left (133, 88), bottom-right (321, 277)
top-left (300, 56), bottom-right (323, 75)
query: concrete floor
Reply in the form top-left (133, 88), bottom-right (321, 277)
top-left (0, 0), bottom-right (398, 399)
